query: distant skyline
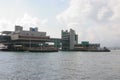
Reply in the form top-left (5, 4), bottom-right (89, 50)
top-left (0, 0), bottom-right (120, 47)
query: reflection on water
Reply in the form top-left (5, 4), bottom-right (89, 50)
top-left (0, 51), bottom-right (120, 80)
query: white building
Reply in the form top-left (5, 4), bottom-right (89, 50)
top-left (11, 26), bottom-right (49, 40)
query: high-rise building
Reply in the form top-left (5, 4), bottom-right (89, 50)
top-left (61, 29), bottom-right (78, 50)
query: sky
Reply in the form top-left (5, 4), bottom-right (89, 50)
top-left (0, 0), bottom-right (120, 47)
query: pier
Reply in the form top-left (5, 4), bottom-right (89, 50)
top-left (0, 25), bottom-right (110, 52)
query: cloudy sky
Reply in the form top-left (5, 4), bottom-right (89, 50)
top-left (0, 0), bottom-right (120, 47)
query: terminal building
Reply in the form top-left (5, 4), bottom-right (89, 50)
top-left (0, 26), bottom-right (110, 52)
top-left (0, 25), bottom-right (60, 52)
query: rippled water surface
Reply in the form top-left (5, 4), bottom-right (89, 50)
top-left (0, 50), bottom-right (120, 80)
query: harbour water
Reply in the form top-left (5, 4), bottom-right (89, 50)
top-left (0, 50), bottom-right (120, 80)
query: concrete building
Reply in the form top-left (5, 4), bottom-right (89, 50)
top-left (0, 26), bottom-right (110, 52)
top-left (74, 41), bottom-right (101, 51)
top-left (15, 25), bottom-right (23, 32)
top-left (61, 29), bottom-right (107, 51)
top-left (70, 29), bottom-right (78, 50)
top-left (11, 25), bottom-right (48, 40)
top-left (61, 29), bottom-right (78, 50)
top-left (0, 25), bottom-right (59, 52)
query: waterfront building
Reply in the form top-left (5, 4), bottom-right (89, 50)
top-left (61, 29), bottom-right (110, 52)
top-left (61, 29), bottom-right (78, 50)
top-left (0, 26), bottom-right (110, 52)
top-left (74, 41), bottom-right (101, 51)
top-left (0, 25), bottom-right (59, 52)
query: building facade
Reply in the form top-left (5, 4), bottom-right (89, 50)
top-left (0, 26), bottom-right (110, 52)
top-left (0, 25), bottom-right (60, 51)
top-left (61, 29), bottom-right (78, 50)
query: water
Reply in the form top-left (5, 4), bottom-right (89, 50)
top-left (0, 50), bottom-right (120, 80)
